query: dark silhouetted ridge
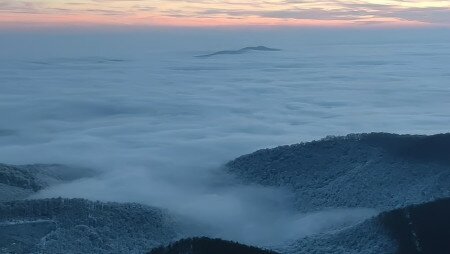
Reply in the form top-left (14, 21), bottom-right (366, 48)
top-left (197, 46), bottom-right (281, 57)
top-left (148, 237), bottom-right (279, 254)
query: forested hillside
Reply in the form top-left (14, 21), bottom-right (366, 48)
top-left (148, 237), bottom-right (279, 254)
top-left (227, 133), bottom-right (450, 211)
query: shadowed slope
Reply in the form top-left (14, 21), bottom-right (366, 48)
top-left (283, 197), bottom-right (450, 254)
top-left (381, 197), bottom-right (450, 254)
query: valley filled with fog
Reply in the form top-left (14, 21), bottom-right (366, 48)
top-left (1, 29), bottom-right (450, 249)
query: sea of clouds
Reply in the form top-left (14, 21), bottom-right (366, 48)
top-left (0, 28), bottom-right (449, 246)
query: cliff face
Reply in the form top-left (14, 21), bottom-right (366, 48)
top-left (227, 133), bottom-right (450, 211)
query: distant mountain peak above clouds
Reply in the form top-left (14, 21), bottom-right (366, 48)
top-left (197, 46), bottom-right (281, 58)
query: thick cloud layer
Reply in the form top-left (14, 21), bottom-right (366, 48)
top-left (0, 29), bottom-right (449, 246)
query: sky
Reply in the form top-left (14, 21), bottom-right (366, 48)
top-left (1, 0), bottom-right (450, 28)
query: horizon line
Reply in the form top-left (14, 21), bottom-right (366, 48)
top-left (2, 13), bottom-right (449, 30)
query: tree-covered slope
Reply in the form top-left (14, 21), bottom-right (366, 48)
top-left (148, 237), bottom-right (279, 254)
top-left (227, 133), bottom-right (450, 211)
top-left (280, 216), bottom-right (397, 254)
top-left (380, 197), bottom-right (450, 254)
top-left (282, 197), bottom-right (450, 254)
top-left (0, 198), bottom-right (180, 254)
top-left (0, 163), bottom-right (94, 202)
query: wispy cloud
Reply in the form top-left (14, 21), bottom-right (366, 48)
top-left (1, 0), bottom-right (449, 27)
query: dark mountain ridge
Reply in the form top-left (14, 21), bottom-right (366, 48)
top-left (148, 237), bottom-right (279, 254)
top-left (197, 46), bottom-right (281, 57)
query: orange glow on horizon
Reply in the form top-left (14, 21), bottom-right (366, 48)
top-left (0, 0), bottom-right (448, 28)
top-left (0, 13), bottom-right (429, 29)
